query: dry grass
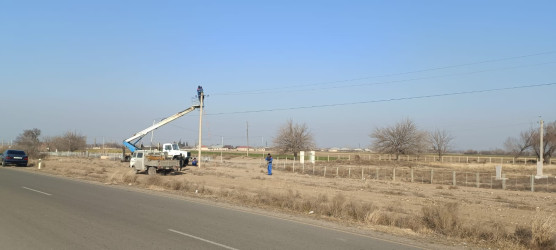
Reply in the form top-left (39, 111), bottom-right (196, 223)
top-left (19, 156), bottom-right (556, 249)
top-left (530, 214), bottom-right (556, 249)
top-left (421, 202), bottom-right (461, 236)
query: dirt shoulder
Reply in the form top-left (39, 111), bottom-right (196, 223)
top-left (11, 156), bottom-right (556, 249)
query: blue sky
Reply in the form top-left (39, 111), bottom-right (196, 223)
top-left (1, 0), bottom-right (555, 150)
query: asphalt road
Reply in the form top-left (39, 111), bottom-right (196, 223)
top-left (0, 168), bottom-right (429, 250)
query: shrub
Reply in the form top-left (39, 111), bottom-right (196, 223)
top-left (531, 214), bottom-right (556, 249)
top-left (330, 193), bottom-right (346, 217)
top-left (421, 202), bottom-right (461, 236)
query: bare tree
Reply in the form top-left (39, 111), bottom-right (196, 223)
top-left (504, 129), bottom-right (535, 159)
top-left (273, 119), bottom-right (315, 158)
top-left (531, 121), bottom-right (556, 164)
top-left (14, 128), bottom-right (41, 157)
top-left (429, 129), bottom-right (454, 159)
top-left (506, 121), bottom-right (556, 163)
top-left (370, 119), bottom-right (427, 160)
top-left (46, 131), bottom-right (87, 152)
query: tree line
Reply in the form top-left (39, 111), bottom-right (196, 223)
top-left (273, 118), bottom-right (555, 164)
top-left (3, 128), bottom-right (86, 158)
top-left (6, 119), bottom-right (555, 164)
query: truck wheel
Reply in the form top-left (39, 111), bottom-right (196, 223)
top-left (147, 166), bottom-right (156, 175)
top-left (131, 166), bottom-right (139, 174)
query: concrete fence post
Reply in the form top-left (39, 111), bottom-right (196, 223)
top-left (336, 167), bottom-right (339, 177)
top-left (349, 167), bottom-right (351, 178)
top-left (531, 175), bottom-right (535, 192)
top-left (430, 169), bottom-right (434, 184)
top-left (393, 168), bottom-right (396, 181)
top-left (324, 166), bottom-right (327, 177)
top-left (453, 171), bottom-right (456, 186)
top-left (38, 159), bottom-right (42, 169)
top-left (411, 167), bottom-right (414, 182)
top-left (361, 167), bottom-right (364, 180)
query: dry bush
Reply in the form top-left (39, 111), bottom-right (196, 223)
top-left (95, 167), bottom-right (107, 175)
top-left (329, 193), bottom-right (346, 217)
top-left (367, 210), bottom-right (394, 226)
top-left (394, 215), bottom-right (423, 232)
top-left (345, 200), bottom-right (377, 221)
top-left (514, 225), bottom-right (532, 247)
top-left (421, 202), bottom-right (461, 236)
top-left (122, 171), bottom-right (138, 183)
top-left (144, 175), bottom-right (163, 186)
top-left (195, 183), bottom-right (212, 194)
top-left (472, 221), bottom-right (508, 242)
top-left (531, 214), bottom-right (556, 249)
top-left (165, 179), bottom-right (183, 190)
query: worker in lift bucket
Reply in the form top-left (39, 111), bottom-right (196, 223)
top-left (197, 85), bottom-right (204, 102)
top-left (192, 157), bottom-right (198, 166)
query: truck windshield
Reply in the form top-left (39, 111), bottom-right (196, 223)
top-left (172, 144), bottom-right (179, 150)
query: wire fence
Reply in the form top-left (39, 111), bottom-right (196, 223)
top-left (260, 158), bottom-right (556, 193)
top-left (43, 151), bottom-right (122, 160)
top-left (311, 153), bottom-right (554, 165)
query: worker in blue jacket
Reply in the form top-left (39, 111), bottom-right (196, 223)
top-left (265, 153), bottom-right (273, 175)
top-left (192, 157), bottom-right (198, 166)
top-left (197, 85), bottom-right (204, 102)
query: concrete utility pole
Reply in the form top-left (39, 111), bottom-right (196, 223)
top-left (221, 136), bottom-right (223, 163)
top-left (540, 118), bottom-right (544, 164)
top-left (197, 91), bottom-right (204, 168)
top-left (246, 121), bottom-right (249, 157)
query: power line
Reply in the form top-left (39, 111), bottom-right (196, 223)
top-left (212, 50), bottom-right (556, 96)
top-left (222, 61), bottom-right (556, 95)
top-left (206, 82), bottom-right (556, 115)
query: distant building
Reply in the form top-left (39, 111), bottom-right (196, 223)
top-left (236, 146), bottom-right (251, 151)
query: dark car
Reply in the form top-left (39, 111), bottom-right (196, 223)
top-left (1, 150), bottom-right (28, 167)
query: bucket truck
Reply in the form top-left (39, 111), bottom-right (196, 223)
top-left (122, 104), bottom-right (200, 166)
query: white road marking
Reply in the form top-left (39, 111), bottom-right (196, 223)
top-left (22, 186), bottom-right (52, 196)
top-left (168, 229), bottom-right (239, 250)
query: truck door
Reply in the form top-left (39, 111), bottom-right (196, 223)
top-left (133, 152), bottom-right (145, 171)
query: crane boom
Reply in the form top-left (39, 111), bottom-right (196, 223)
top-left (123, 104), bottom-right (200, 153)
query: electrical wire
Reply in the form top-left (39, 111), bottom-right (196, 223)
top-left (217, 61), bottom-right (556, 95)
top-left (212, 50), bottom-right (556, 96)
top-left (206, 82), bottom-right (556, 115)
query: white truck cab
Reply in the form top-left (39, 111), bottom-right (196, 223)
top-left (162, 143), bottom-right (191, 161)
